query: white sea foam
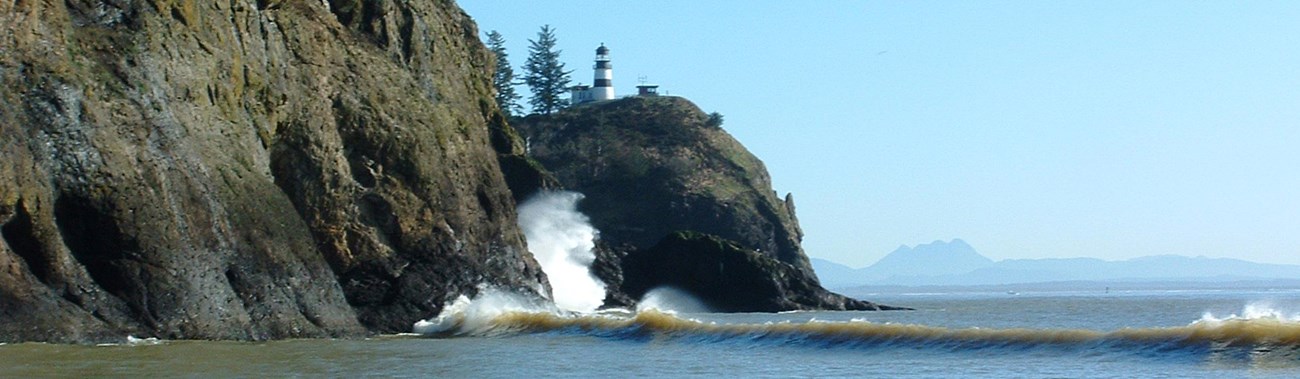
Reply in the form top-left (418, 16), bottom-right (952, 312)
top-left (516, 191), bottom-right (607, 312)
top-left (95, 335), bottom-right (163, 347)
top-left (413, 288), bottom-right (551, 336)
top-left (1194, 301), bottom-right (1300, 325)
top-left (126, 336), bottom-right (162, 345)
top-left (414, 191), bottom-right (619, 334)
top-left (636, 286), bottom-right (712, 314)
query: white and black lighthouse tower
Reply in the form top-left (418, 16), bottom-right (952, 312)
top-left (592, 44), bottom-right (615, 101)
top-left (569, 43), bottom-right (618, 105)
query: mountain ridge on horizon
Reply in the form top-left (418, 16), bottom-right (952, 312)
top-left (813, 239), bottom-right (1300, 288)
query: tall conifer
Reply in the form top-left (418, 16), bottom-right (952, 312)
top-left (485, 31), bottom-right (523, 118)
top-left (523, 25), bottom-right (571, 115)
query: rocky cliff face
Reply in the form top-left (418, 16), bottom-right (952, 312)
top-left (622, 232), bottom-right (902, 312)
top-left (0, 0), bottom-right (548, 342)
top-left (515, 96), bottom-right (883, 311)
top-left (516, 97), bottom-right (815, 277)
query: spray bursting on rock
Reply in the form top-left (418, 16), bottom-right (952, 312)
top-left (515, 191), bottom-right (608, 312)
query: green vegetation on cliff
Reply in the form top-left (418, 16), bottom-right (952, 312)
top-left (0, 0), bottom-right (549, 342)
top-left (514, 96), bottom-right (891, 311)
top-left (0, 1), bottom-right (892, 343)
top-left (516, 96), bottom-right (813, 277)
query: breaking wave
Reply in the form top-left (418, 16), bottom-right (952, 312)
top-left (635, 286), bottom-right (712, 314)
top-left (516, 191), bottom-right (607, 312)
top-left (413, 289), bottom-right (555, 336)
top-left (417, 297), bottom-right (1300, 363)
top-left (1197, 301), bottom-right (1300, 324)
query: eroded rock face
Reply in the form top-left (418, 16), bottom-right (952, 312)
top-left (622, 232), bottom-right (903, 312)
top-left (515, 96), bottom-right (891, 312)
top-left (0, 0), bottom-right (548, 341)
top-left (514, 97), bottom-right (815, 278)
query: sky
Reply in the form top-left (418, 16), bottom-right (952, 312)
top-left (459, 1), bottom-right (1300, 267)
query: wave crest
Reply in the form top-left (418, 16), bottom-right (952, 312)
top-left (417, 294), bottom-right (1300, 362)
top-left (413, 289), bottom-right (554, 337)
top-left (1197, 302), bottom-right (1300, 324)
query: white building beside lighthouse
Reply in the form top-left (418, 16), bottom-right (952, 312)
top-left (570, 44), bottom-right (615, 105)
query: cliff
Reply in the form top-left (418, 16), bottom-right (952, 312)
top-left (623, 232), bottom-right (904, 312)
top-left (0, 0), bottom-right (549, 342)
top-left (516, 97), bottom-right (813, 274)
top-left (515, 96), bottom-right (890, 311)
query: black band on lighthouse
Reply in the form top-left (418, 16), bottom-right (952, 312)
top-left (594, 79), bottom-right (611, 87)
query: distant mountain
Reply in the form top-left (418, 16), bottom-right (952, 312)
top-left (813, 240), bottom-right (1300, 288)
top-left (810, 258), bottom-right (861, 289)
top-left (812, 239), bottom-right (993, 287)
top-left (860, 239), bottom-right (993, 280)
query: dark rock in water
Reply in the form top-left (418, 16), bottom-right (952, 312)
top-left (589, 241), bottom-right (635, 309)
top-left (0, 1), bottom-right (549, 342)
top-left (515, 96), bottom-right (896, 312)
top-left (514, 97), bottom-right (815, 279)
top-left (622, 232), bottom-right (904, 312)
top-left (517, 96), bottom-right (811, 272)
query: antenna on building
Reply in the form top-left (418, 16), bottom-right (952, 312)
top-left (635, 75), bottom-right (660, 97)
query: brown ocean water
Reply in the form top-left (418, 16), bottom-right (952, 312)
top-left (3, 288), bottom-right (1299, 378)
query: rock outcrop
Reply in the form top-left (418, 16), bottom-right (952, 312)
top-left (515, 96), bottom-right (892, 311)
top-left (0, 0), bottom-right (548, 342)
top-left (622, 232), bottom-right (902, 312)
top-left (515, 97), bottom-right (814, 276)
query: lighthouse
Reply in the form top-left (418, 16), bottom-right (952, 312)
top-left (592, 44), bottom-right (615, 101)
top-left (569, 44), bottom-right (619, 105)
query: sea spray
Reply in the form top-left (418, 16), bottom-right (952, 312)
top-left (1195, 302), bottom-right (1300, 324)
top-left (414, 191), bottom-right (607, 335)
top-left (94, 336), bottom-right (164, 347)
top-left (516, 191), bottom-right (607, 312)
top-left (413, 288), bottom-right (553, 336)
top-left (637, 286), bottom-right (712, 314)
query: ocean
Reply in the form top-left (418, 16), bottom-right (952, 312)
top-left (2, 287), bottom-right (1298, 378)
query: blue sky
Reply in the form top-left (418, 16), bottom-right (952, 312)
top-left (459, 1), bottom-right (1300, 267)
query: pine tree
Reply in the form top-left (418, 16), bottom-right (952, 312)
top-left (523, 25), bottom-right (571, 115)
top-left (485, 30), bottom-right (523, 118)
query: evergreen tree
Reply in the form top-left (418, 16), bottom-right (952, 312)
top-left (485, 30), bottom-right (523, 118)
top-left (523, 25), bottom-right (571, 115)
